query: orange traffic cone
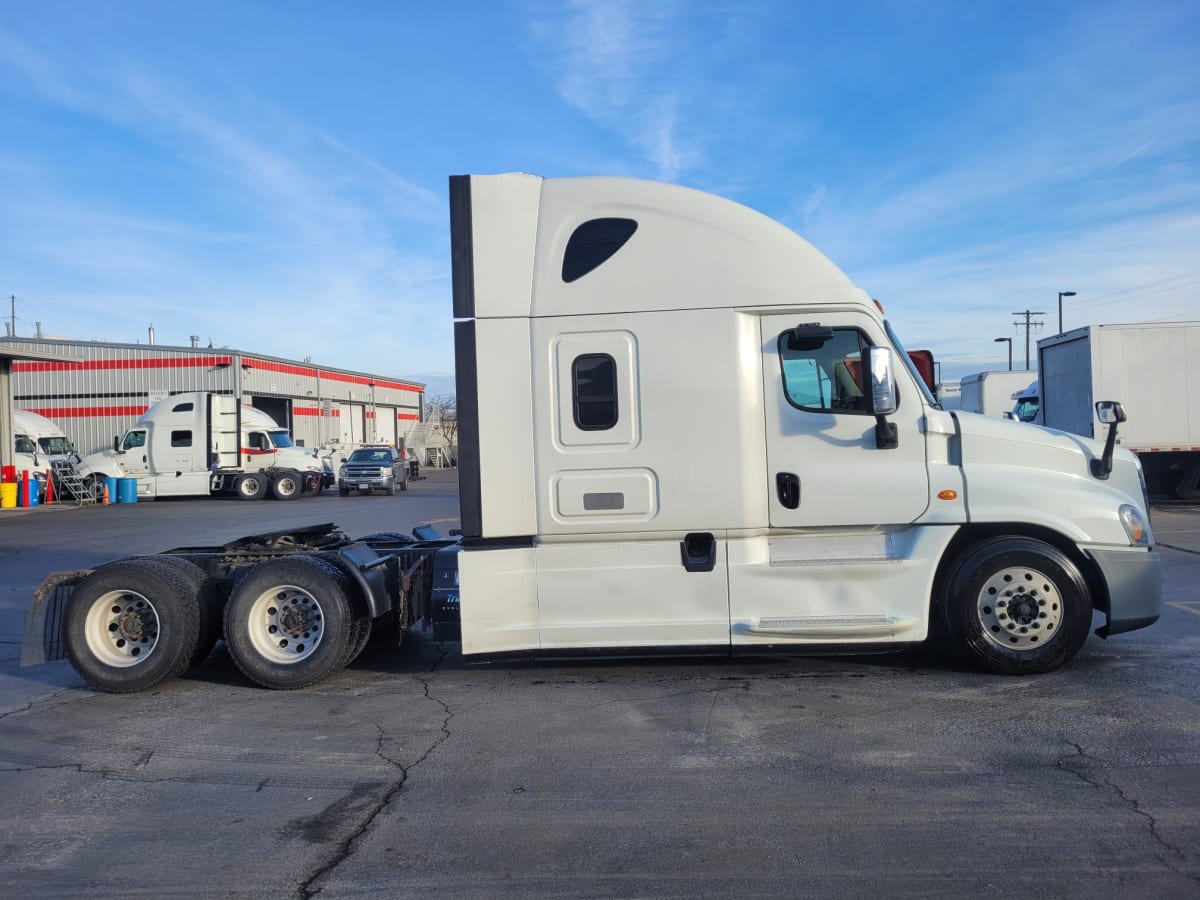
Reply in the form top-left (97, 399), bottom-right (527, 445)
top-left (102, 482), bottom-right (110, 505)
top-left (44, 469), bottom-right (54, 504)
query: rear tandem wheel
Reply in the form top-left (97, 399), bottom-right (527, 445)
top-left (64, 559), bottom-right (202, 693)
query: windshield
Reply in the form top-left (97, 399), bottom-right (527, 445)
top-left (268, 430), bottom-right (295, 449)
top-left (884, 320), bottom-right (938, 408)
top-left (349, 448), bottom-right (392, 463)
top-left (39, 437), bottom-right (74, 455)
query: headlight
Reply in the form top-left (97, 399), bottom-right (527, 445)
top-left (338, 465), bottom-right (346, 477)
top-left (1118, 504), bottom-right (1153, 546)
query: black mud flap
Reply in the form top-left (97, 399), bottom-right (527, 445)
top-left (21, 570), bottom-right (91, 667)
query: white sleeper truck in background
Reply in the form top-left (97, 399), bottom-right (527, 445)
top-left (449, 173), bottom-right (1161, 676)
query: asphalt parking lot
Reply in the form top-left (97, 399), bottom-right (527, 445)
top-left (2, 476), bottom-right (1199, 897)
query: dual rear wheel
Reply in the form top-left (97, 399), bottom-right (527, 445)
top-left (64, 554), bottom-right (372, 692)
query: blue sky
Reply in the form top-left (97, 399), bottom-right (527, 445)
top-left (2, 1), bottom-right (1198, 392)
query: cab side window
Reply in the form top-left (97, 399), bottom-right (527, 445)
top-left (122, 431), bottom-right (147, 450)
top-left (779, 328), bottom-right (872, 414)
top-left (572, 353), bottom-right (618, 431)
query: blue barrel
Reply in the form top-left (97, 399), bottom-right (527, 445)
top-left (104, 476), bottom-right (119, 504)
top-left (117, 477), bottom-right (138, 504)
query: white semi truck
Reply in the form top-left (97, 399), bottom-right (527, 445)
top-left (10, 409), bottom-right (76, 501)
top-left (22, 173), bottom-right (1161, 693)
top-left (74, 391), bottom-right (325, 501)
top-left (959, 370), bottom-right (1037, 417)
top-left (1039, 323), bottom-right (1200, 500)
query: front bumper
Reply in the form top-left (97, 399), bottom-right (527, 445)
top-left (1085, 546), bottom-right (1162, 637)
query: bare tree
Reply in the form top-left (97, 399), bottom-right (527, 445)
top-left (426, 393), bottom-right (458, 449)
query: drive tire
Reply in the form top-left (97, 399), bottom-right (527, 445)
top-left (271, 470), bottom-right (302, 501)
top-left (343, 616), bottom-right (374, 666)
top-left (223, 556), bottom-right (357, 690)
top-left (64, 559), bottom-right (202, 693)
top-left (939, 537), bottom-right (1091, 675)
top-left (235, 473), bottom-right (268, 501)
top-left (149, 556), bottom-right (226, 669)
top-left (385, 481), bottom-right (396, 497)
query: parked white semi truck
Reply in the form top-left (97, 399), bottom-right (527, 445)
top-left (1039, 322), bottom-right (1200, 500)
top-left (10, 409), bottom-right (76, 500)
top-left (74, 391), bottom-right (325, 501)
top-left (23, 173), bottom-right (1160, 693)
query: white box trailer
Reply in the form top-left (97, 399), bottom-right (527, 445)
top-left (1039, 323), bottom-right (1200, 499)
top-left (22, 174), bottom-right (1162, 693)
top-left (959, 370), bottom-right (1036, 417)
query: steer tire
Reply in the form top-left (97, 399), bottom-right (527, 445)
top-left (64, 559), bottom-right (202, 693)
top-left (149, 556), bottom-right (226, 669)
top-left (939, 537), bottom-right (1092, 676)
top-left (223, 556), bottom-right (357, 690)
top-left (271, 471), bottom-right (302, 501)
top-left (235, 473), bottom-right (268, 501)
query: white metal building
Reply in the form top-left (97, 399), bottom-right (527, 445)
top-left (0, 337), bottom-right (423, 458)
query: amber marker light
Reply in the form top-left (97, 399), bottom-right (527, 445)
top-left (873, 299), bottom-right (886, 314)
top-left (938, 489), bottom-right (958, 500)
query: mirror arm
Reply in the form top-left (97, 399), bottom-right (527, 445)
top-left (874, 416), bottom-right (898, 450)
top-left (1090, 421), bottom-right (1119, 479)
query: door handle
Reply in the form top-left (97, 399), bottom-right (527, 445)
top-left (777, 472), bottom-right (800, 509)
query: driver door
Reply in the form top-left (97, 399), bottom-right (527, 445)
top-left (120, 428), bottom-right (151, 476)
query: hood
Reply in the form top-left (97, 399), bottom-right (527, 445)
top-left (953, 410), bottom-right (1146, 536)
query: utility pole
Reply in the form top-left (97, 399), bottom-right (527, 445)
top-left (9, 294), bottom-right (15, 339)
top-left (1012, 309), bottom-right (1045, 370)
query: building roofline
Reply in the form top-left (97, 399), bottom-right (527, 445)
top-left (0, 337), bottom-right (424, 390)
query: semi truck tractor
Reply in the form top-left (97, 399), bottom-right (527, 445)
top-left (10, 408), bottom-right (76, 500)
top-left (74, 391), bottom-right (324, 501)
top-left (1039, 322), bottom-right (1200, 499)
top-left (22, 173), bottom-right (1161, 692)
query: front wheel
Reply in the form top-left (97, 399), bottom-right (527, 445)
top-left (939, 537), bottom-right (1092, 675)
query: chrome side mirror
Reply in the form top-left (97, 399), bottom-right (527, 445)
top-left (865, 346), bottom-right (898, 416)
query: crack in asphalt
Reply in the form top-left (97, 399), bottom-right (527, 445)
top-left (0, 688), bottom-right (76, 723)
top-left (1057, 741), bottom-right (1197, 884)
top-left (296, 662), bottom-right (454, 899)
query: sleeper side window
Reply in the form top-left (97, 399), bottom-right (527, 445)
top-left (171, 430), bottom-right (192, 448)
top-left (572, 354), bottom-right (618, 431)
top-left (779, 328), bottom-right (875, 414)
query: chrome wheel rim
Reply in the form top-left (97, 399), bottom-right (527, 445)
top-left (84, 590), bottom-right (160, 667)
top-left (977, 565), bottom-right (1063, 651)
top-left (246, 585), bottom-right (324, 663)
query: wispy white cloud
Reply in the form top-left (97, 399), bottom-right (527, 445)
top-left (524, 0), bottom-right (706, 179)
top-left (0, 31), bottom-right (454, 375)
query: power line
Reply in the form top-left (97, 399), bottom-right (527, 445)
top-left (1012, 309), bottom-right (1045, 370)
top-left (1077, 268), bottom-right (1200, 308)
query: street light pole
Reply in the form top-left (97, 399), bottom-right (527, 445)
top-left (994, 337), bottom-right (1013, 371)
top-left (1057, 290), bottom-right (1076, 334)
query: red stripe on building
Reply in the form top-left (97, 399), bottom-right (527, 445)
top-left (14, 356), bottom-right (233, 373)
top-left (242, 358), bottom-right (318, 378)
top-left (317, 369), bottom-right (423, 393)
top-left (397, 412), bottom-right (419, 420)
top-left (28, 406), bottom-right (150, 418)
